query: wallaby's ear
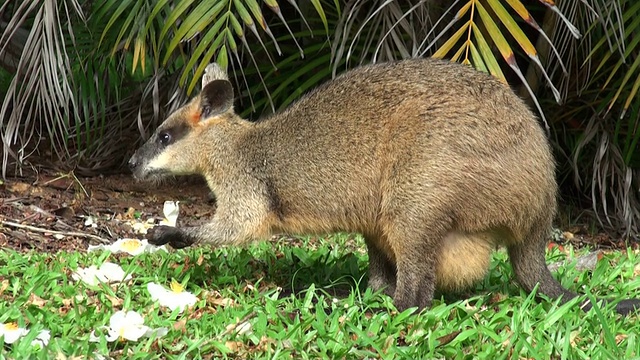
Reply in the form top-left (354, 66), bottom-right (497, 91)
top-left (200, 80), bottom-right (234, 118)
top-left (200, 63), bottom-right (234, 118)
top-left (202, 63), bottom-right (228, 86)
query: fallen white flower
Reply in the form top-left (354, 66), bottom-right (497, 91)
top-left (30, 329), bottom-right (50, 348)
top-left (0, 322), bottom-right (28, 344)
top-left (72, 262), bottom-right (132, 286)
top-left (88, 238), bottom-right (167, 255)
top-left (159, 201), bottom-right (180, 227)
top-left (131, 219), bottom-right (156, 234)
top-left (84, 216), bottom-right (97, 228)
top-left (147, 280), bottom-right (197, 312)
top-left (235, 321), bottom-right (253, 336)
top-left (90, 310), bottom-right (168, 343)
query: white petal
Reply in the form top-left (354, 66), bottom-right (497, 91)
top-left (112, 239), bottom-right (145, 255)
top-left (89, 330), bottom-right (101, 343)
top-left (162, 201), bottom-right (180, 227)
top-left (236, 321), bottom-right (252, 336)
top-left (105, 330), bottom-right (120, 342)
top-left (99, 262), bottom-right (132, 283)
top-left (121, 325), bottom-right (150, 341)
top-left (30, 329), bottom-right (50, 347)
top-left (84, 216), bottom-right (96, 227)
top-left (73, 263), bottom-right (131, 286)
top-left (147, 283), bottom-right (197, 312)
top-left (147, 283), bottom-right (170, 301)
top-left (175, 292), bottom-right (198, 308)
top-left (122, 311), bottom-right (145, 326)
top-left (87, 244), bottom-right (107, 252)
top-left (0, 323), bottom-right (28, 344)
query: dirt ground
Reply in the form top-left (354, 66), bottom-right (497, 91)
top-left (0, 170), bottom-right (216, 252)
top-left (0, 170), bottom-right (637, 253)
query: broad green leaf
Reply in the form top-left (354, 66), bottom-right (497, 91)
top-left (486, 0), bottom-right (536, 57)
top-left (217, 45), bottom-right (229, 71)
top-left (455, 1), bottom-right (473, 20)
top-left (608, 54), bottom-right (640, 115)
top-left (233, 0), bottom-right (255, 27)
top-left (471, 23), bottom-right (505, 82)
top-left (504, 0), bottom-right (536, 26)
top-left (189, 40), bottom-right (221, 94)
top-left (245, 0), bottom-right (267, 29)
top-left (163, 1), bottom-right (227, 63)
top-left (469, 42), bottom-right (487, 73)
top-left (622, 73), bottom-right (640, 118)
top-left (98, 0), bottom-right (134, 47)
top-left (226, 27), bottom-right (238, 52)
top-left (229, 12), bottom-right (244, 36)
top-left (132, 37), bottom-right (145, 74)
top-left (159, 0), bottom-right (198, 41)
top-left (114, 0), bottom-right (144, 54)
top-left (178, 0), bottom-right (227, 42)
top-left (451, 42), bottom-right (468, 63)
top-left (476, 1), bottom-right (514, 63)
top-left (179, 29), bottom-right (228, 86)
top-left (143, 0), bottom-right (171, 35)
top-left (433, 20), bottom-right (469, 59)
top-left (309, 0), bottom-right (328, 33)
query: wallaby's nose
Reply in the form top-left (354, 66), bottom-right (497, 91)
top-left (128, 155), bottom-right (138, 171)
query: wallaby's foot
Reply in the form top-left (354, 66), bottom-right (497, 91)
top-left (146, 225), bottom-right (195, 248)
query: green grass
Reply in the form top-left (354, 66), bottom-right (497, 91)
top-left (1, 235), bottom-right (639, 359)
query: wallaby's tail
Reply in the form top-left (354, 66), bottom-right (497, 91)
top-left (508, 225), bottom-right (640, 315)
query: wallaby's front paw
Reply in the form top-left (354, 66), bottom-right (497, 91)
top-left (146, 225), bottom-right (195, 249)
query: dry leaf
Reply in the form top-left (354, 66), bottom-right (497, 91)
top-left (173, 319), bottom-right (187, 332)
top-left (210, 297), bottom-right (235, 307)
top-left (570, 330), bottom-right (581, 347)
top-left (197, 254), bottom-right (205, 266)
top-left (8, 182), bottom-right (30, 194)
top-left (106, 294), bottom-right (123, 307)
top-left (27, 293), bottom-right (47, 307)
top-left (224, 341), bottom-right (244, 353)
top-left (436, 330), bottom-right (461, 346)
top-left (0, 279), bottom-right (9, 295)
top-left (616, 333), bottom-right (628, 344)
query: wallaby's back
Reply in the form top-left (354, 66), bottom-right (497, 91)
top-left (130, 58), bottom-right (640, 315)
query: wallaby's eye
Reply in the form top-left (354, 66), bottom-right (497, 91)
top-left (201, 106), bottom-right (211, 118)
top-left (158, 132), bottom-right (172, 145)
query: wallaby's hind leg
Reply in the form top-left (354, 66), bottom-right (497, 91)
top-left (364, 235), bottom-right (397, 297)
top-left (508, 225), bottom-right (578, 303)
top-left (510, 224), bottom-right (640, 315)
top-left (386, 219), bottom-right (447, 311)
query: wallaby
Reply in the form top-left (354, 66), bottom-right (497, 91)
top-left (128, 58), bottom-right (640, 315)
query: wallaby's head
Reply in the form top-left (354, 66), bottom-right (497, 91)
top-left (128, 63), bottom-right (237, 181)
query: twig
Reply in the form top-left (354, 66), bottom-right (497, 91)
top-left (217, 311), bottom-right (257, 339)
top-left (0, 220), bottom-right (110, 244)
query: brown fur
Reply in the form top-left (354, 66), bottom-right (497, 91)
top-left (129, 58), bottom-right (640, 314)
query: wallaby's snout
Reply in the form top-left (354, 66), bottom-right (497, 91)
top-left (128, 153), bottom-right (139, 173)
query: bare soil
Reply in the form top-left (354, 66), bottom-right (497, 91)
top-left (0, 171), bottom-right (214, 252)
top-left (0, 170), bottom-right (636, 253)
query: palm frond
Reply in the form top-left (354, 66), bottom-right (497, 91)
top-left (551, 0), bottom-right (640, 238)
top-left (0, 0), bottom-right (85, 177)
top-left (332, 0), bottom-right (579, 130)
top-left (92, 0), bottom-right (335, 113)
